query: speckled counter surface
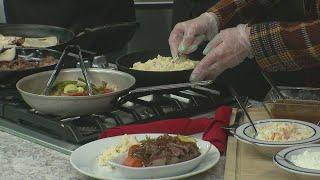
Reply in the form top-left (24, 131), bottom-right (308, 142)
top-left (0, 131), bottom-right (225, 180)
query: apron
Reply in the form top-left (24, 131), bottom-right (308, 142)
top-left (3, 0), bottom-right (136, 53)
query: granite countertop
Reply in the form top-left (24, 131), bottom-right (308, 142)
top-left (0, 131), bottom-right (225, 180)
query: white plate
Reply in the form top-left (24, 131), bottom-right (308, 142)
top-left (273, 144), bottom-right (320, 177)
top-left (70, 133), bottom-right (220, 180)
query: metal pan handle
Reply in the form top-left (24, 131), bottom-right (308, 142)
top-left (75, 22), bottom-right (140, 38)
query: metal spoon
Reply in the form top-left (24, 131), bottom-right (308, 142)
top-left (228, 85), bottom-right (258, 137)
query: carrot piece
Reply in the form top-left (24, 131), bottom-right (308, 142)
top-left (122, 156), bottom-right (143, 167)
top-left (103, 88), bottom-right (113, 94)
top-left (128, 144), bottom-right (140, 156)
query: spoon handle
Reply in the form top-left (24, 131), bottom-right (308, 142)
top-left (228, 85), bottom-right (258, 135)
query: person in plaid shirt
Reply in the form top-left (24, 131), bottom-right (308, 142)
top-left (169, 0), bottom-right (320, 82)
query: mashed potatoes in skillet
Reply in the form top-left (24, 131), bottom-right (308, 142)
top-left (131, 55), bottom-right (198, 71)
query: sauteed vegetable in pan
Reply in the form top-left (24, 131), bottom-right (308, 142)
top-left (50, 78), bottom-right (114, 96)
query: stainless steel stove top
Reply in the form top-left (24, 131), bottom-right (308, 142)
top-left (0, 57), bottom-right (233, 155)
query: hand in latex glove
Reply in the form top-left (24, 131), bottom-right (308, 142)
top-left (190, 24), bottom-right (253, 82)
top-left (169, 12), bottom-right (219, 57)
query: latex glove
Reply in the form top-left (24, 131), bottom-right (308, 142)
top-left (169, 12), bottom-right (219, 57)
top-left (190, 24), bottom-right (253, 82)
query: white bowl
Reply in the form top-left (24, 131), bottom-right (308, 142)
top-left (273, 144), bottom-right (320, 180)
top-left (107, 137), bottom-right (211, 179)
top-left (234, 119), bottom-right (320, 157)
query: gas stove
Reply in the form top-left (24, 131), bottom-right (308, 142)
top-left (0, 74), bottom-right (233, 155)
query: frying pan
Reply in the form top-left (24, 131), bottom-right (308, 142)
top-left (0, 24), bottom-right (73, 50)
top-left (116, 49), bottom-right (202, 87)
top-left (0, 22), bottom-right (139, 53)
top-left (0, 47), bottom-right (68, 84)
top-left (16, 68), bottom-right (214, 117)
top-left (16, 68), bottom-right (136, 117)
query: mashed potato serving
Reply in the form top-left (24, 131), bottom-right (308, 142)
top-left (131, 55), bottom-right (198, 71)
top-left (99, 134), bottom-right (138, 166)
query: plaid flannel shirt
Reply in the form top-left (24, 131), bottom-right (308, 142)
top-left (208, 0), bottom-right (320, 72)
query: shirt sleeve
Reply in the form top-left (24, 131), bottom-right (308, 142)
top-left (207, 0), bottom-right (280, 29)
top-left (250, 20), bottom-right (320, 72)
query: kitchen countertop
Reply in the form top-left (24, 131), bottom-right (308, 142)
top-left (0, 131), bottom-right (225, 180)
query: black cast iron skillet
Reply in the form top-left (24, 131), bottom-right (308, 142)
top-left (0, 47), bottom-right (68, 84)
top-left (116, 49), bottom-right (201, 87)
top-left (0, 24), bottom-right (73, 50)
top-left (0, 22), bottom-right (139, 52)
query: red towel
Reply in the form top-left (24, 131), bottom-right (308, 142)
top-left (99, 106), bottom-right (232, 154)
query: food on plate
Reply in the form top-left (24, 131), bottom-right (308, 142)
top-left (22, 36), bottom-right (58, 48)
top-left (290, 150), bottom-right (320, 170)
top-left (50, 78), bottom-right (114, 96)
top-left (254, 122), bottom-right (313, 142)
top-left (0, 47), bottom-right (16, 61)
top-left (0, 34), bottom-right (58, 47)
top-left (122, 134), bottom-right (200, 167)
top-left (0, 55), bottom-right (56, 71)
top-left (99, 135), bottom-right (138, 166)
top-left (131, 55), bottom-right (198, 71)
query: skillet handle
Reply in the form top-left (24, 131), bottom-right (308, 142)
top-left (75, 22), bottom-right (140, 38)
top-left (117, 81), bottom-right (213, 105)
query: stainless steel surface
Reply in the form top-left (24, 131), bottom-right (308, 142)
top-left (16, 68), bottom-right (136, 117)
top-left (0, 118), bottom-right (77, 155)
top-left (265, 86), bottom-right (320, 102)
top-left (92, 55), bottom-right (108, 68)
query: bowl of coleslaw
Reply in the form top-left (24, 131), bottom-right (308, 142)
top-left (234, 119), bottom-right (320, 157)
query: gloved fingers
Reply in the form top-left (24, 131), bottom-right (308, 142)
top-left (169, 23), bottom-right (185, 57)
top-left (189, 48), bottom-right (220, 82)
top-left (203, 62), bottom-right (227, 80)
top-left (169, 34), bottom-right (182, 57)
top-left (190, 57), bottom-right (226, 82)
top-left (178, 22), bottom-right (206, 54)
top-left (182, 34), bottom-right (206, 54)
top-left (203, 33), bottom-right (223, 55)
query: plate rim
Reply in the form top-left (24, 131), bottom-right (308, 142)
top-left (235, 119), bottom-right (320, 146)
top-left (273, 144), bottom-right (320, 176)
top-left (70, 133), bottom-right (221, 180)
